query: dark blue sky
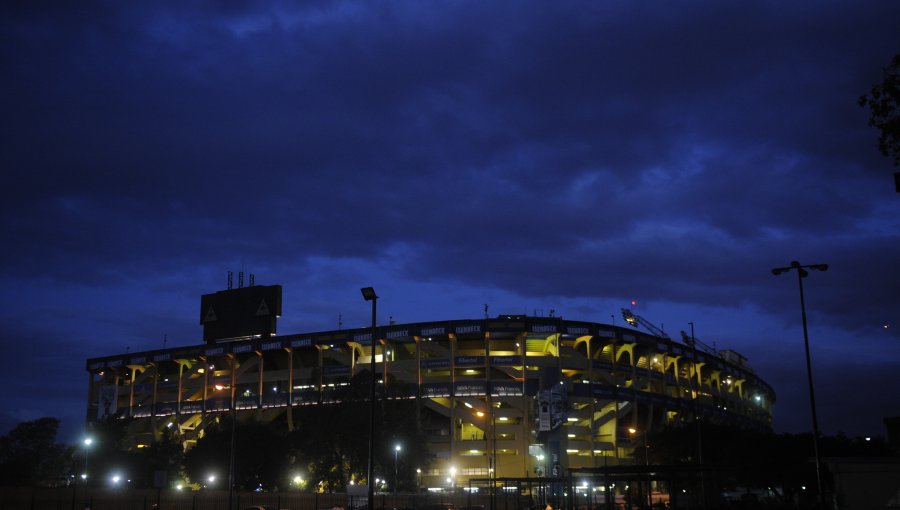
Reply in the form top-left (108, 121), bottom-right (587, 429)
top-left (2, 1), bottom-right (899, 443)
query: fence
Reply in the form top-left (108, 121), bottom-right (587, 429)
top-left (0, 488), bottom-right (486, 510)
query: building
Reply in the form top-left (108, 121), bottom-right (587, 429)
top-left (85, 284), bottom-right (774, 488)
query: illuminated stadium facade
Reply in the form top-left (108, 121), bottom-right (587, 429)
top-left (85, 284), bottom-right (774, 487)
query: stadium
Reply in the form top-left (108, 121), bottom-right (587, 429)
top-left (85, 282), bottom-right (774, 489)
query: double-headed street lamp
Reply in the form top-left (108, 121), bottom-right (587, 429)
top-left (361, 287), bottom-right (378, 510)
top-left (772, 260), bottom-right (828, 507)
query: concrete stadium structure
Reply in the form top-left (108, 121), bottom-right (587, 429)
top-left (85, 287), bottom-right (774, 488)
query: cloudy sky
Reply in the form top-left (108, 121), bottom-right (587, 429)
top-left (2, 1), bottom-right (899, 443)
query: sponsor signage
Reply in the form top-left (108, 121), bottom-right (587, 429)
top-left (204, 347), bottom-right (225, 356)
top-left (154, 401), bottom-right (177, 416)
top-left (455, 381), bottom-right (487, 396)
top-left (455, 325), bottom-right (481, 334)
top-left (491, 355), bottom-right (519, 366)
top-left (129, 356), bottom-right (146, 364)
top-left (107, 359), bottom-right (123, 368)
top-left (353, 333), bottom-right (373, 344)
top-left (622, 334), bottom-right (636, 342)
top-left (205, 398), bottom-right (231, 412)
top-left (455, 356), bottom-right (484, 367)
top-left (292, 393), bottom-right (317, 405)
top-left (421, 383), bottom-right (452, 398)
top-left (420, 327), bottom-right (446, 337)
top-left (262, 393), bottom-right (289, 408)
top-left (531, 324), bottom-right (557, 333)
top-left (153, 353), bottom-right (171, 362)
top-left (235, 396), bottom-right (258, 410)
top-left (261, 341), bottom-right (283, 351)
top-left (181, 401), bottom-right (204, 414)
top-left (420, 358), bottom-right (451, 369)
top-left (595, 330), bottom-right (616, 338)
top-left (567, 326), bottom-right (590, 335)
top-left (291, 338), bottom-right (313, 348)
top-left (490, 381), bottom-right (523, 396)
top-left (232, 344), bottom-right (253, 354)
top-left (386, 330), bottom-right (410, 340)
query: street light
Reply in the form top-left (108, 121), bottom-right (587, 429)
top-left (628, 428), bottom-right (651, 508)
top-left (627, 428), bottom-right (649, 466)
top-left (394, 444), bottom-right (402, 493)
top-left (361, 287), bottom-right (378, 510)
top-left (82, 437), bottom-right (93, 481)
top-left (772, 260), bottom-right (828, 507)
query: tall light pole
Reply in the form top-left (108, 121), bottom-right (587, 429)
top-left (627, 427), bottom-right (648, 466)
top-left (628, 428), bottom-right (650, 508)
top-left (361, 287), bottom-right (378, 510)
top-left (394, 444), bottom-right (402, 493)
top-left (688, 322), bottom-right (706, 509)
top-left (772, 260), bottom-right (828, 508)
top-left (82, 437), bottom-right (93, 480)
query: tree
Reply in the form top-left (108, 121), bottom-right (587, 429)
top-left (286, 373), bottom-right (432, 492)
top-left (0, 417), bottom-right (73, 486)
top-left (183, 417), bottom-right (291, 491)
top-left (859, 53), bottom-right (900, 167)
top-left (135, 425), bottom-right (184, 489)
top-left (84, 417), bottom-right (143, 487)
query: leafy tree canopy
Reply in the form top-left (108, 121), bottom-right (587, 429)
top-left (860, 53), bottom-right (900, 166)
top-left (0, 417), bottom-right (72, 486)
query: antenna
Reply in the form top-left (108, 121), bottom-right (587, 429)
top-left (249, 273), bottom-right (255, 287)
top-left (227, 271), bottom-right (233, 290)
top-left (484, 304), bottom-right (488, 319)
top-left (549, 309), bottom-right (555, 318)
top-left (163, 334), bottom-right (167, 349)
top-left (338, 314), bottom-right (343, 330)
top-left (239, 271), bottom-right (244, 288)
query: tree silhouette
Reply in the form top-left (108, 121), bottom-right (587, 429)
top-left (183, 417), bottom-right (291, 491)
top-left (860, 53), bottom-right (900, 166)
top-left (0, 417), bottom-right (72, 486)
